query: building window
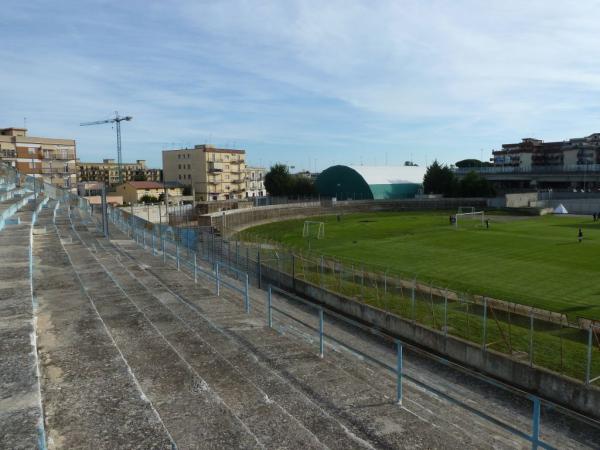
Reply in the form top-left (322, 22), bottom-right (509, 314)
top-left (225, 155), bottom-right (229, 160)
top-left (178, 154), bottom-right (180, 159)
top-left (187, 154), bottom-right (190, 158)
top-left (178, 174), bottom-right (181, 180)
top-left (188, 174), bottom-right (191, 179)
top-left (188, 164), bottom-right (191, 169)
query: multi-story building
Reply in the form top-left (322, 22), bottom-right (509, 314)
top-left (162, 145), bottom-right (246, 201)
top-left (244, 166), bottom-right (266, 198)
top-left (77, 158), bottom-right (162, 187)
top-left (0, 127), bottom-right (77, 189)
top-left (492, 133), bottom-right (600, 170)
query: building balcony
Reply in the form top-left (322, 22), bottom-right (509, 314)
top-left (208, 162), bottom-right (224, 172)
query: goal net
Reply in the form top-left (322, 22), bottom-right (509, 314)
top-left (302, 221), bottom-right (325, 239)
top-left (455, 211), bottom-right (485, 228)
top-left (457, 206), bottom-right (476, 214)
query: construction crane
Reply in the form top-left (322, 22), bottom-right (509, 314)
top-left (80, 112), bottom-right (132, 184)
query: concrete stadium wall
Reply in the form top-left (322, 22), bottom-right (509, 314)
top-left (257, 263), bottom-right (600, 419)
top-left (201, 198), bottom-right (488, 233)
top-left (505, 192), bottom-right (538, 208)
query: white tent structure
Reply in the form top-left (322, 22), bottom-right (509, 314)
top-left (553, 204), bottom-right (568, 214)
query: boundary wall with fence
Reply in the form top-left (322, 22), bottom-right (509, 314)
top-left (200, 197), bottom-right (488, 233)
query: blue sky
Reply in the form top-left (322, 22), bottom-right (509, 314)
top-left (2, 0), bottom-right (600, 171)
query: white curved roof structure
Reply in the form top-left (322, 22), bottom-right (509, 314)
top-left (348, 165), bottom-right (427, 185)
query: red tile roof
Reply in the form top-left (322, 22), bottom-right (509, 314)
top-left (127, 181), bottom-right (165, 189)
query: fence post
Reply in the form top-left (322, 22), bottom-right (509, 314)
top-left (396, 340), bottom-right (403, 405)
top-left (151, 233), bottom-right (155, 255)
top-left (482, 297), bottom-right (487, 352)
top-left (319, 308), bottom-right (324, 358)
top-left (143, 229), bottom-right (146, 249)
top-left (529, 311), bottom-right (534, 367)
top-left (162, 237), bottom-right (166, 263)
top-left (320, 255), bottom-right (324, 288)
top-left (444, 291), bottom-right (448, 338)
top-left (257, 247), bottom-right (262, 289)
top-left (267, 285), bottom-right (272, 328)
top-left (176, 242), bottom-right (180, 271)
top-left (384, 270), bottom-right (387, 296)
top-left (292, 254), bottom-right (296, 290)
top-left (193, 252), bottom-right (197, 283)
top-left (411, 279), bottom-right (416, 324)
top-left (216, 263), bottom-right (220, 296)
top-left (586, 325), bottom-right (593, 385)
top-left (244, 273), bottom-right (250, 314)
top-left (531, 396), bottom-right (541, 449)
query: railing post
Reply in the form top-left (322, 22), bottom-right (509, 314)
top-left (319, 308), bottom-right (324, 358)
top-left (531, 396), bottom-right (541, 449)
top-left (267, 285), bottom-right (272, 328)
top-left (151, 233), bottom-right (155, 255)
top-left (143, 228), bottom-right (146, 249)
top-left (193, 252), bottom-right (197, 283)
top-left (586, 325), bottom-right (593, 384)
top-left (215, 263), bottom-right (220, 296)
top-left (162, 237), bottom-right (166, 263)
top-left (482, 297), bottom-right (487, 352)
top-left (396, 340), bottom-right (403, 405)
top-left (176, 242), bottom-right (180, 271)
top-left (244, 273), bottom-right (250, 313)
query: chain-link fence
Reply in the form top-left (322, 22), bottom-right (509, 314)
top-left (190, 225), bottom-right (600, 385)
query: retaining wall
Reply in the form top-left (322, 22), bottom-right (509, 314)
top-left (257, 262), bottom-right (600, 419)
top-left (201, 198), bottom-right (488, 233)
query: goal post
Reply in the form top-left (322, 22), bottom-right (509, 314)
top-left (457, 206), bottom-right (476, 214)
top-left (302, 221), bottom-right (325, 239)
top-left (455, 211), bottom-right (485, 228)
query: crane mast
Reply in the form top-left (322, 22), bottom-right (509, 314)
top-left (80, 112), bottom-right (132, 184)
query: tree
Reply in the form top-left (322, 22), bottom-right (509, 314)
top-left (422, 161), bottom-right (457, 196)
top-left (292, 175), bottom-right (317, 196)
top-left (264, 164), bottom-right (294, 196)
top-left (457, 171), bottom-right (495, 197)
top-left (140, 194), bottom-right (159, 203)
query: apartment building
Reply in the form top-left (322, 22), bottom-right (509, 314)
top-left (492, 133), bottom-right (600, 169)
top-left (244, 166), bottom-right (266, 197)
top-left (162, 145), bottom-right (246, 201)
top-left (0, 127), bottom-right (77, 189)
top-left (77, 158), bottom-right (162, 187)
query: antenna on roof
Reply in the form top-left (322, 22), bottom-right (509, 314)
top-left (23, 117), bottom-right (27, 129)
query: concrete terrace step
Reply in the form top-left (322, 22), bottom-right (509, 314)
top-left (61, 209), bottom-right (335, 449)
top-left (0, 198), bottom-right (46, 449)
top-left (32, 205), bottom-right (174, 449)
top-left (70, 209), bottom-right (484, 449)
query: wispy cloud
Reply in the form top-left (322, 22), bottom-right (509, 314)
top-left (1, 0), bottom-right (600, 169)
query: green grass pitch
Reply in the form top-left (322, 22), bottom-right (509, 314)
top-left (246, 211), bottom-right (600, 321)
